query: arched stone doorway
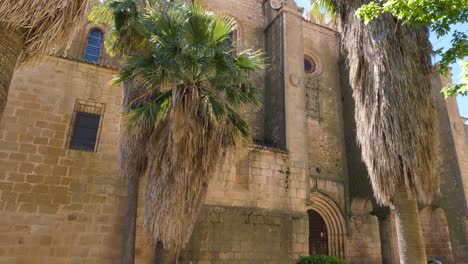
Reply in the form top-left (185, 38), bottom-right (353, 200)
top-left (308, 209), bottom-right (328, 255)
top-left (307, 193), bottom-right (347, 258)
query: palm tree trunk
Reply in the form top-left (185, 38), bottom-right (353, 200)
top-left (393, 187), bottom-right (427, 264)
top-left (0, 24), bottom-right (23, 122)
top-left (119, 80), bottom-right (150, 264)
top-left (153, 241), bottom-right (176, 264)
top-left (153, 241), bottom-right (164, 264)
top-left (121, 175), bottom-right (140, 264)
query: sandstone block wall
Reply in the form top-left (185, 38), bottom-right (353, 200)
top-left (133, 146), bottom-right (311, 263)
top-left (346, 199), bottom-right (382, 264)
top-left (303, 22), bottom-right (348, 216)
top-left (421, 207), bottom-right (455, 264)
top-left (446, 95), bottom-right (468, 205)
top-left (432, 76), bottom-right (468, 263)
top-left (205, 147), bottom-right (308, 213)
top-left (4, 1), bottom-right (467, 263)
top-left (180, 205), bottom-right (308, 264)
top-left (0, 56), bottom-right (125, 264)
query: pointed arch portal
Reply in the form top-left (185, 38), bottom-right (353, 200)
top-left (308, 210), bottom-right (328, 255)
top-left (307, 193), bottom-right (347, 258)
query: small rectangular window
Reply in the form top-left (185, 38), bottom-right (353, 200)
top-left (66, 100), bottom-right (105, 152)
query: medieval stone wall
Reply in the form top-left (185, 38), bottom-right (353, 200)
top-left (205, 147), bottom-right (308, 212)
top-left (431, 75), bottom-right (468, 263)
top-left (180, 205), bottom-right (308, 264)
top-left (445, 89), bottom-right (468, 205)
top-left (0, 56), bottom-right (125, 264)
top-left (420, 207), bottom-right (455, 264)
top-left (346, 199), bottom-right (382, 264)
top-left (303, 22), bottom-right (348, 212)
top-left (1, 0), bottom-right (467, 263)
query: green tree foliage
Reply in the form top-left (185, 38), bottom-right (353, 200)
top-left (444, 60), bottom-right (468, 96)
top-left (297, 255), bottom-right (348, 264)
top-left (355, 0), bottom-right (468, 97)
top-left (308, 0), bottom-right (335, 23)
top-left (88, 0), bottom-right (151, 57)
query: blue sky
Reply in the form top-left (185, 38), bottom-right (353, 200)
top-left (296, 0), bottom-right (468, 118)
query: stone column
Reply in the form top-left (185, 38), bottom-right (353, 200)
top-left (264, 0), bottom-right (309, 210)
top-left (371, 208), bottom-right (400, 264)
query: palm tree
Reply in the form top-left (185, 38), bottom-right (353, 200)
top-left (117, 3), bottom-right (264, 260)
top-left (0, 0), bottom-right (92, 121)
top-left (310, 1), bottom-right (439, 263)
top-left (92, 1), bottom-right (264, 263)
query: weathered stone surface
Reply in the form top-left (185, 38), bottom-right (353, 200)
top-left (180, 205), bottom-right (308, 264)
top-left (0, 0), bottom-right (466, 263)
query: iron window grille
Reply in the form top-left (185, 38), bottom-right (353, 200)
top-left (66, 99), bottom-right (105, 152)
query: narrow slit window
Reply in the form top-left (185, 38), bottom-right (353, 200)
top-left (83, 29), bottom-right (104, 63)
top-left (67, 100), bottom-right (105, 152)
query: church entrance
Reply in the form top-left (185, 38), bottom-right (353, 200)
top-left (308, 209), bottom-right (328, 255)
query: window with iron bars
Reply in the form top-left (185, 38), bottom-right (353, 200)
top-left (66, 100), bottom-right (105, 152)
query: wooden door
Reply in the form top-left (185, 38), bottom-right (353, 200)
top-left (308, 210), bottom-right (328, 255)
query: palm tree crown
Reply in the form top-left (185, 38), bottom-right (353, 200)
top-left (93, 0), bottom-right (265, 255)
top-left (122, 3), bottom-right (264, 254)
top-left (0, 0), bottom-right (92, 63)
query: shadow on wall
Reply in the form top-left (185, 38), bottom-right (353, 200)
top-left (420, 207), bottom-right (455, 264)
top-left (346, 198), bottom-right (382, 264)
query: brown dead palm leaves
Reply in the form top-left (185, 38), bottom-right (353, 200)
top-left (0, 0), bottom-right (92, 64)
top-left (333, 0), bottom-right (439, 205)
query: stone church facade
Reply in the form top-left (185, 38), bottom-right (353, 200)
top-left (0, 0), bottom-right (467, 263)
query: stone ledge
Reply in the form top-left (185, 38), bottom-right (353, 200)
top-left (50, 53), bottom-right (119, 70)
top-left (249, 142), bottom-right (288, 155)
top-left (201, 204), bottom-right (307, 218)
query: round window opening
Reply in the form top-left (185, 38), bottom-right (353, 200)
top-left (304, 56), bottom-right (317, 74)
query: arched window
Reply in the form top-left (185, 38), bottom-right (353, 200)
top-left (83, 29), bottom-right (104, 63)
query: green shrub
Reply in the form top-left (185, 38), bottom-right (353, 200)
top-left (297, 255), bottom-right (348, 264)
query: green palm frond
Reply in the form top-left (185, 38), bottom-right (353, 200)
top-left (226, 106), bottom-right (250, 139)
top-left (88, 0), bottom-right (114, 25)
top-left (89, 0), bottom-right (151, 56)
top-left (123, 89), bottom-right (173, 131)
top-left (236, 49), bottom-right (266, 70)
top-left (111, 2), bottom-right (266, 137)
top-left (308, 0), bottom-right (336, 23)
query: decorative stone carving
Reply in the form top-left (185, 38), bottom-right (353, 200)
top-left (289, 74), bottom-right (300, 87)
top-left (305, 77), bottom-right (320, 120)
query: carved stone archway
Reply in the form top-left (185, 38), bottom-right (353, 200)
top-left (307, 192), bottom-right (347, 258)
